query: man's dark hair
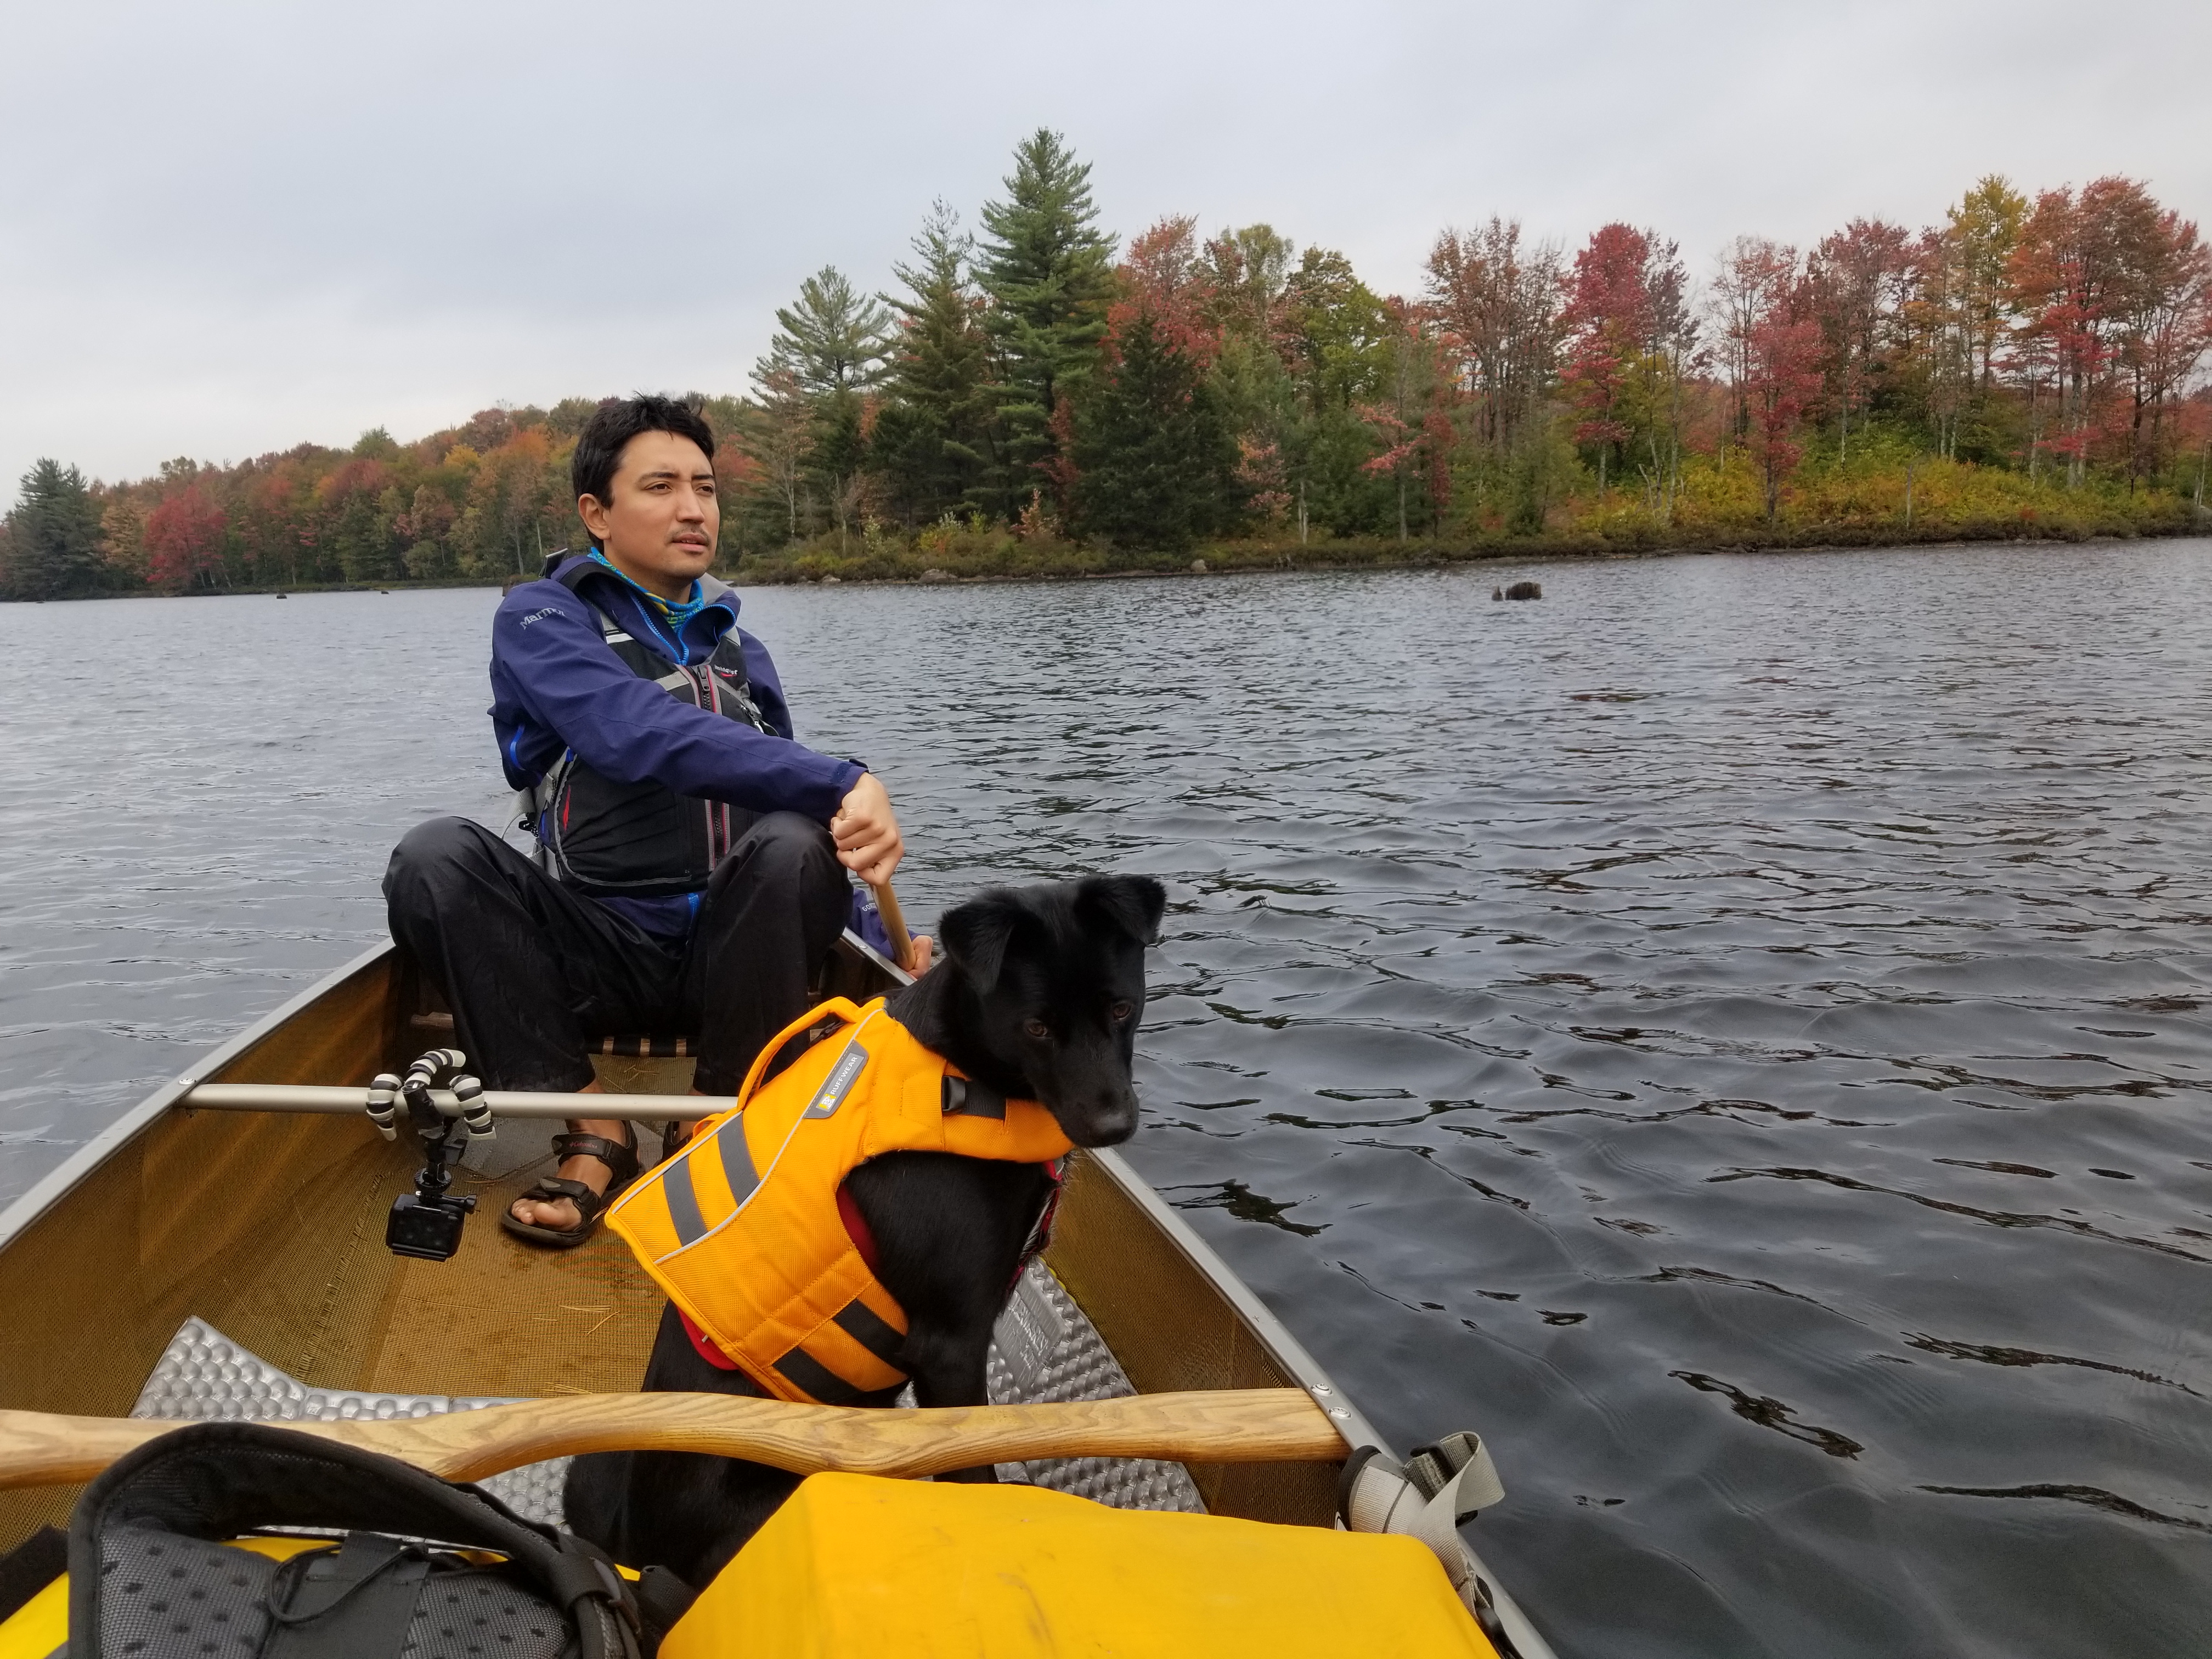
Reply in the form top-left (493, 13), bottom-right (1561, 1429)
top-left (571, 394), bottom-right (716, 548)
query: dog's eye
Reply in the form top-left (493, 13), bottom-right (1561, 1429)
top-left (1023, 1018), bottom-right (1050, 1040)
top-left (1109, 1001), bottom-right (1134, 1023)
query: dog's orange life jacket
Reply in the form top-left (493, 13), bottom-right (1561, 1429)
top-left (606, 996), bottom-right (1075, 1405)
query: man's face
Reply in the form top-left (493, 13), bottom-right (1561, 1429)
top-left (578, 430), bottom-right (719, 598)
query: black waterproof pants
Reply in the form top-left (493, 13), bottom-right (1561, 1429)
top-left (382, 815), bottom-right (851, 1097)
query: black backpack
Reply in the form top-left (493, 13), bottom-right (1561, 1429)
top-left (66, 1423), bottom-right (692, 1659)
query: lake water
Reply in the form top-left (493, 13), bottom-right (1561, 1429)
top-left (3, 543), bottom-right (2209, 1657)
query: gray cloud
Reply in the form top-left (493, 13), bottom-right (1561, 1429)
top-left (3, 0), bottom-right (2206, 489)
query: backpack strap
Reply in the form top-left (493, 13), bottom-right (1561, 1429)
top-left (70, 1422), bottom-right (644, 1659)
top-left (259, 1533), bottom-right (430, 1659)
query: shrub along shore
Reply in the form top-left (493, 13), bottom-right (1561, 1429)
top-left (735, 509), bottom-right (2206, 588)
top-left (53, 512), bottom-right (2198, 601)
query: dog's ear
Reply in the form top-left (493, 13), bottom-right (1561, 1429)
top-left (938, 890), bottom-right (1026, 992)
top-left (1076, 875), bottom-right (1167, 947)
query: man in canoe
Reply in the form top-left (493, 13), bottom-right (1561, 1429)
top-left (383, 393), bottom-right (924, 1248)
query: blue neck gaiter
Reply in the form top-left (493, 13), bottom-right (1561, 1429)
top-left (588, 548), bottom-right (712, 632)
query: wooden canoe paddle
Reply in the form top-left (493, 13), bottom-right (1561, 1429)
top-left (0, 1389), bottom-right (1346, 1492)
top-left (869, 879), bottom-right (916, 973)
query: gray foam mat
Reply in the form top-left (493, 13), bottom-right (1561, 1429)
top-left (131, 1317), bottom-right (568, 1525)
top-left (988, 1261), bottom-right (1204, 1512)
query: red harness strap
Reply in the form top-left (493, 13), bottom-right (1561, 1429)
top-left (836, 1183), bottom-right (882, 1272)
top-left (678, 1308), bottom-right (740, 1371)
top-left (1011, 1158), bottom-right (1067, 1289)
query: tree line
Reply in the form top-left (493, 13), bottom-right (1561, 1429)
top-left (5, 132), bottom-right (2209, 600)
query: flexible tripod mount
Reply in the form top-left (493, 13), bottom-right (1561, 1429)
top-left (379, 1048), bottom-right (493, 1261)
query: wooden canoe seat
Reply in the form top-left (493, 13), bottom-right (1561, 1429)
top-left (400, 929), bottom-right (903, 1099)
top-left (594, 1033), bottom-right (692, 1058)
top-left (411, 1013), bottom-right (689, 1060)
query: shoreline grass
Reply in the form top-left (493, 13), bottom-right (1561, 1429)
top-left (22, 512), bottom-right (2198, 601)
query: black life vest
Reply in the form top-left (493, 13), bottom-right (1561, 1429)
top-left (529, 558), bottom-right (774, 898)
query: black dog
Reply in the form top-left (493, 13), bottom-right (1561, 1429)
top-left (564, 873), bottom-right (1166, 1586)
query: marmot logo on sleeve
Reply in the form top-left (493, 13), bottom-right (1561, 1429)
top-left (520, 606), bottom-right (566, 627)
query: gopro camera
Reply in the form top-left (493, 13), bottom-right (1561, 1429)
top-left (386, 1190), bottom-right (478, 1261)
top-left (377, 1048), bottom-right (492, 1262)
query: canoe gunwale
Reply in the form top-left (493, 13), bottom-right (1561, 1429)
top-left (2, 927), bottom-right (917, 1246)
top-left (1082, 1148), bottom-right (1387, 1458)
top-left (0, 939), bottom-right (399, 1259)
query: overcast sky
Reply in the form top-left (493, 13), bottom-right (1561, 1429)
top-left (3, 0), bottom-right (2207, 493)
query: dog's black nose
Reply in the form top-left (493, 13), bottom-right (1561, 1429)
top-left (1069, 1091), bottom-right (1139, 1147)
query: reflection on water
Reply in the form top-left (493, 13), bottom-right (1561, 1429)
top-left (4, 542), bottom-right (2210, 1657)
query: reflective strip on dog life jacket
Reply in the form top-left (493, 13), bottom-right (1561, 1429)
top-left (606, 997), bottom-right (1075, 1406)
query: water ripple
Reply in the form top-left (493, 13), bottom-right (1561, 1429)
top-left (5, 542), bottom-right (2212, 1657)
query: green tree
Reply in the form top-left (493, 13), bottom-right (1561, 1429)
top-left (1, 459), bottom-right (106, 599)
top-left (809, 391), bottom-right (870, 551)
top-left (1201, 223), bottom-right (1296, 343)
top-left (100, 495), bottom-right (149, 586)
top-left (1072, 307), bottom-right (1240, 551)
top-left (545, 397), bottom-right (603, 440)
top-left (1951, 177), bottom-right (2030, 392)
top-left (1909, 176), bottom-right (2028, 462)
top-left (1210, 329), bottom-right (1299, 530)
top-left (874, 203), bottom-right (1000, 524)
top-left (755, 267), bottom-right (891, 397)
top-left (1274, 248), bottom-right (1397, 537)
top-left (333, 484), bottom-right (401, 583)
top-left (1426, 219), bottom-right (1565, 531)
top-left (740, 368), bottom-right (817, 545)
top-left (976, 129), bottom-right (1116, 509)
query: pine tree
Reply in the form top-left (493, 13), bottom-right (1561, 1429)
top-left (808, 390), bottom-right (870, 551)
top-left (975, 130), bottom-right (1116, 510)
top-left (754, 267), bottom-right (891, 398)
top-left (875, 202), bottom-right (999, 523)
top-left (1072, 307), bottom-right (1240, 551)
top-left (1, 459), bottom-right (106, 600)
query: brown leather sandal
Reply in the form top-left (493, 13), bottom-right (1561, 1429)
top-left (499, 1123), bottom-right (640, 1250)
top-left (661, 1118), bottom-right (702, 1163)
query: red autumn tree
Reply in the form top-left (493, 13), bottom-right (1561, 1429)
top-left (144, 486), bottom-right (228, 592)
top-left (1713, 238), bottom-right (1821, 520)
top-left (2007, 177), bottom-right (2211, 487)
top-left (1424, 218), bottom-right (1562, 459)
top-left (1560, 224), bottom-right (1648, 490)
top-left (2010, 183), bottom-right (2126, 487)
top-left (1557, 224), bottom-right (1699, 515)
top-left (1805, 218), bottom-right (1916, 460)
top-left (1111, 216), bottom-right (1221, 368)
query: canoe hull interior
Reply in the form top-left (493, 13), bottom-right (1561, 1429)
top-left (0, 943), bottom-right (1341, 1548)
